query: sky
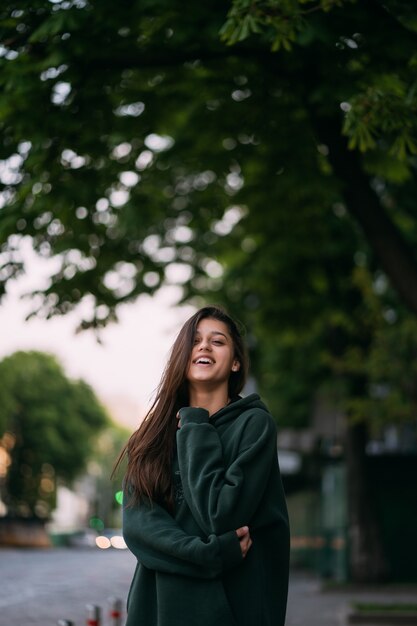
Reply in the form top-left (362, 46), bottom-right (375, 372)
top-left (0, 241), bottom-right (196, 429)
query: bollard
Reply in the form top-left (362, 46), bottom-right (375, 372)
top-left (86, 604), bottom-right (101, 626)
top-left (57, 621), bottom-right (74, 626)
top-left (108, 597), bottom-right (123, 626)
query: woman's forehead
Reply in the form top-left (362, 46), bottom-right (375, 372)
top-left (195, 318), bottom-right (231, 337)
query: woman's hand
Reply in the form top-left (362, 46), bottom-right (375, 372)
top-left (235, 525), bottom-right (252, 558)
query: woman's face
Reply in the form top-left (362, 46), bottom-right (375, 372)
top-left (186, 318), bottom-right (240, 389)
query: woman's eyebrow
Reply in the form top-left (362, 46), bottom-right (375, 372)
top-left (194, 330), bottom-right (228, 339)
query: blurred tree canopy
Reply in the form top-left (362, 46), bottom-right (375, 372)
top-left (0, 0), bottom-right (417, 329)
top-left (1, 0), bottom-right (415, 430)
top-left (0, 351), bottom-right (109, 519)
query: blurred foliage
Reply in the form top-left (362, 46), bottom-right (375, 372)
top-left (88, 421), bottom-right (130, 527)
top-left (215, 204), bottom-right (417, 433)
top-left (0, 351), bottom-right (109, 519)
top-left (220, 0), bottom-right (353, 51)
top-left (1, 1), bottom-right (417, 433)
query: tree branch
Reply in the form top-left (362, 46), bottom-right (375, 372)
top-left (315, 115), bottom-right (417, 316)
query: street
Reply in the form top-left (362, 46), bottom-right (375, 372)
top-left (1, 547), bottom-right (417, 626)
top-left (0, 547), bottom-right (135, 626)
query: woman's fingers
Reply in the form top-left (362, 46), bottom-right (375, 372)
top-left (235, 526), bottom-right (248, 538)
top-left (241, 535), bottom-right (252, 557)
top-left (236, 526), bottom-right (252, 558)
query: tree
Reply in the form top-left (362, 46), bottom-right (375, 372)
top-left (0, 0), bottom-right (417, 326)
top-left (1, 0), bottom-right (417, 580)
top-left (0, 351), bottom-right (109, 519)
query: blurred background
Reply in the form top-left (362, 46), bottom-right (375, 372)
top-left (1, 0), bottom-right (417, 617)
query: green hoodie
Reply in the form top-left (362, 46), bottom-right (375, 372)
top-left (123, 393), bottom-right (290, 626)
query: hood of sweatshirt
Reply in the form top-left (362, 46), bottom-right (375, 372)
top-left (210, 393), bottom-right (270, 427)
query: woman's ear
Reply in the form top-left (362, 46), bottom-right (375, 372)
top-left (231, 360), bottom-right (240, 372)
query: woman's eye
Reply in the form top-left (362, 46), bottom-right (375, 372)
top-left (212, 340), bottom-right (224, 345)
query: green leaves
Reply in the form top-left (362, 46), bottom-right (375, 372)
top-left (220, 0), bottom-right (353, 50)
top-left (220, 0), bottom-right (307, 50)
top-left (220, 11), bottom-right (262, 45)
top-left (1, 0), bottom-right (416, 330)
top-left (342, 74), bottom-right (417, 166)
top-left (27, 8), bottom-right (78, 44)
top-left (0, 351), bottom-right (109, 518)
top-left (1, 0), bottom-right (417, 435)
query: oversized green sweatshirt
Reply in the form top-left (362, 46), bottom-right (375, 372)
top-left (123, 393), bottom-right (290, 626)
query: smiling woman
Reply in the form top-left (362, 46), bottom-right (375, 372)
top-left (116, 305), bottom-right (290, 626)
top-left (185, 318), bottom-right (242, 411)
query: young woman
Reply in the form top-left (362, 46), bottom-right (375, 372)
top-left (120, 306), bottom-right (290, 626)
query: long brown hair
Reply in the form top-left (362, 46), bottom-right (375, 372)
top-left (116, 305), bottom-right (248, 508)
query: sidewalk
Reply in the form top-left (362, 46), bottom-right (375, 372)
top-left (286, 569), bottom-right (417, 626)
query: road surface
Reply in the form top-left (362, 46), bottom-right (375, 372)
top-left (1, 547), bottom-right (416, 625)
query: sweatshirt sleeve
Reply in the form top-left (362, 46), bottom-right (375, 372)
top-left (176, 407), bottom-right (277, 535)
top-left (122, 492), bottom-right (243, 579)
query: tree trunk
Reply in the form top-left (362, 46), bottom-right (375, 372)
top-left (345, 421), bottom-right (389, 583)
top-left (314, 116), bottom-right (417, 317)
